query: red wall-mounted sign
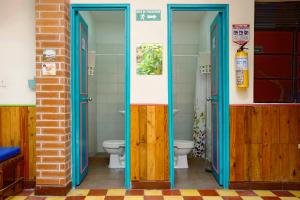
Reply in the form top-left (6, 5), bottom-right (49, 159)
top-left (232, 24), bottom-right (250, 45)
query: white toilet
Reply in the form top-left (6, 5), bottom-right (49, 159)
top-left (102, 140), bottom-right (125, 168)
top-left (174, 140), bottom-right (194, 168)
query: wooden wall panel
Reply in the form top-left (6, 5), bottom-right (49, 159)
top-left (0, 106), bottom-right (36, 183)
top-left (130, 105), bottom-right (169, 182)
top-left (230, 105), bottom-right (300, 183)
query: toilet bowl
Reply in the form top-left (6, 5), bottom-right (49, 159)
top-left (102, 140), bottom-right (125, 168)
top-left (174, 140), bottom-right (194, 168)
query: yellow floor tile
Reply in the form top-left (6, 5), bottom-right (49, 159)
top-left (180, 190), bottom-right (200, 196)
top-left (217, 190), bottom-right (239, 196)
top-left (106, 189), bottom-right (126, 196)
top-left (67, 189), bottom-right (90, 196)
top-left (289, 191), bottom-right (300, 197)
top-left (164, 196), bottom-right (184, 200)
top-left (45, 197), bottom-right (67, 200)
top-left (253, 190), bottom-right (276, 197)
top-left (202, 197), bottom-right (223, 200)
top-left (6, 196), bottom-right (28, 200)
top-left (241, 197), bottom-right (263, 200)
top-left (124, 196), bottom-right (144, 200)
top-left (144, 190), bottom-right (163, 196)
top-left (280, 197), bottom-right (300, 200)
top-left (85, 196), bottom-right (105, 200)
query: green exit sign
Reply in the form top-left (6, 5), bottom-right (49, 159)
top-left (136, 10), bottom-right (161, 21)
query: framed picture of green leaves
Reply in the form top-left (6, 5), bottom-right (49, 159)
top-left (136, 43), bottom-right (163, 75)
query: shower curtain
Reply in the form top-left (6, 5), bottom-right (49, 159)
top-left (192, 65), bottom-right (206, 158)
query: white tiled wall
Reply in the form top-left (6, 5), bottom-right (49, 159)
top-left (172, 47), bottom-right (198, 141)
top-left (84, 13), bottom-right (125, 153)
top-left (95, 43), bottom-right (125, 153)
top-left (172, 18), bottom-right (203, 141)
top-left (172, 12), bottom-right (216, 161)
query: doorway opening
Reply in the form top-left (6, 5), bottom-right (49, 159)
top-left (167, 5), bottom-right (229, 189)
top-left (71, 5), bottom-right (130, 189)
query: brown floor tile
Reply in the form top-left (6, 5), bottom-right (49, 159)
top-left (162, 190), bottom-right (181, 196)
top-left (198, 190), bottom-right (219, 196)
top-left (144, 196), bottom-right (164, 200)
top-left (105, 196), bottom-right (124, 200)
top-left (126, 190), bottom-right (144, 196)
top-left (262, 197), bottom-right (281, 200)
top-left (183, 197), bottom-right (203, 200)
top-left (271, 191), bottom-right (294, 197)
top-left (66, 197), bottom-right (86, 200)
top-left (236, 190), bottom-right (257, 196)
top-left (25, 197), bottom-right (46, 200)
top-left (222, 197), bottom-right (243, 200)
top-left (88, 189), bottom-right (108, 196)
top-left (18, 190), bottom-right (35, 196)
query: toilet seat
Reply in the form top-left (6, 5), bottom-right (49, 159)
top-left (174, 140), bottom-right (194, 148)
top-left (103, 140), bottom-right (125, 148)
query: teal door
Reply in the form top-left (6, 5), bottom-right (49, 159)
top-left (210, 13), bottom-right (223, 185)
top-left (75, 13), bottom-right (89, 185)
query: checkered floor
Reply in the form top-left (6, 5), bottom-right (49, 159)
top-left (5, 189), bottom-right (300, 200)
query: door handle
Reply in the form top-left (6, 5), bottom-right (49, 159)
top-left (207, 97), bottom-right (212, 102)
top-left (207, 96), bottom-right (218, 102)
top-left (82, 97), bottom-right (93, 102)
top-left (87, 97), bottom-right (93, 102)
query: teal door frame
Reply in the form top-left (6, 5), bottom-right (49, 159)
top-left (167, 4), bottom-right (230, 188)
top-left (70, 4), bottom-right (131, 189)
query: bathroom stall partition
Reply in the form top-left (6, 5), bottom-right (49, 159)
top-left (130, 105), bottom-right (170, 188)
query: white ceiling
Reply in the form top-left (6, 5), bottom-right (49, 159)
top-left (90, 11), bottom-right (124, 22)
top-left (173, 11), bottom-right (206, 22)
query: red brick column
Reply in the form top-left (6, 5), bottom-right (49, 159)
top-left (35, 0), bottom-right (71, 195)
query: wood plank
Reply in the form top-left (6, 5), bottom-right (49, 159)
top-left (262, 106), bottom-right (280, 144)
top-left (146, 106), bottom-right (156, 180)
top-left (261, 143), bottom-right (274, 181)
top-left (230, 106), bottom-right (246, 145)
top-left (130, 105), bottom-right (139, 181)
top-left (248, 144), bottom-right (262, 181)
top-left (279, 106), bottom-right (298, 144)
top-left (230, 143), bottom-right (248, 181)
top-left (279, 144), bottom-right (290, 182)
top-left (248, 106), bottom-right (263, 144)
top-left (0, 107), bottom-right (12, 146)
top-left (163, 106), bottom-right (169, 180)
top-left (139, 106), bottom-right (147, 180)
top-left (154, 106), bottom-right (165, 180)
top-left (288, 144), bottom-right (300, 181)
top-left (10, 107), bottom-right (21, 147)
top-left (270, 143), bottom-right (281, 181)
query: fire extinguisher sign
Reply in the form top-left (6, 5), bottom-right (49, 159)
top-left (232, 24), bottom-right (250, 45)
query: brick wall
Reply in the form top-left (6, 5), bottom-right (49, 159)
top-left (35, 0), bottom-right (71, 191)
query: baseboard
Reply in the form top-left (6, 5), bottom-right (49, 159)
top-left (131, 181), bottom-right (170, 189)
top-left (35, 182), bottom-right (71, 196)
top-left (230, 181), bottom-right (300, 190)
top-left (23, 180), bottom-right (36, 189)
